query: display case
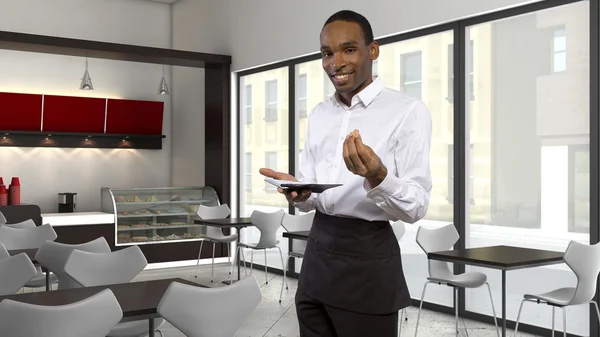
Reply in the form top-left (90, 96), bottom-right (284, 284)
top-left (101, 186), bottom-right (219, 246)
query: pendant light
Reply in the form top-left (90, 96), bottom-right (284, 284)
top-left (79, 55), bottom-right (94, 90)
top-left (158, 65), bottom-right (170, 95)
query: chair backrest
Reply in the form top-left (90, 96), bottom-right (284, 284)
top-left (250, 209), bottom-right (285, 248)
top-left (0, 211), bottom-right (6, 224)
top-left (416, 224), bottom-right (459, 279)
top-left (390, 220), bottom-right (406, 241)
top-left (0, 251), bottom-right (37, 295)
top-left (0, 288), bottom-right (123, 337)
top-left (3, 219), bottom-right (36, 229)
top-left (281, 212), bottom-right (314, 254)
top-left (157, 274), bottom-right (262, 337)
top-left (197, 204), bottom-right (231, 237)
top-left (64, 245), bottom-right (147, 287)
top-left (0, 224), bottom-right (57, 250)
top-left (564, 241), bottom-right (600, 305)
top-left (35, 237), bottom-right (111, 290)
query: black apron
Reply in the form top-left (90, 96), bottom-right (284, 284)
top-left (297, 210), bottom-right (411, 315)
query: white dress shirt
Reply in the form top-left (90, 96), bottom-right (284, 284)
top-left (295, 77), bottom-right (432, 223)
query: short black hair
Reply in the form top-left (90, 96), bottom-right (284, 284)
top-left (323, 10), bottom-right (374, 45)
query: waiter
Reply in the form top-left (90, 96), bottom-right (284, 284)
top-left (260, 9), bottom-right (432, 337)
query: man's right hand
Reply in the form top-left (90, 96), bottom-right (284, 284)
top-left (259, 168), bottom-right (312, 203)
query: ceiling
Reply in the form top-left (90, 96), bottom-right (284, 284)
top-left (141, 0), bottom-right (180, 3)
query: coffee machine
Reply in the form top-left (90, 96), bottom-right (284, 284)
top-left (58, 192), bottom-right (77, 213)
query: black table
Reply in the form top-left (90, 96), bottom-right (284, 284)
top-left (282, 231), bottom-right (309, 241)
top-left (8, 248), bottom-right (51, 291)
top-left (0, 278), bottom-right (203, 337)
top-left (428, 245), bottom-right (564, 337)
top-left (194, 217), bottom-right (252, 285)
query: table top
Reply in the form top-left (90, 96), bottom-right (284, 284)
top-left (0, 278), bottom-right (202, 321)
top-left (428, 245), bottom-right (565, 270)
top-left (194, 217), bottom-right (252, 228)
top-left (8, 248), bottom-right (38, 264)
top-left (283, 231), bottom-right (310, 241)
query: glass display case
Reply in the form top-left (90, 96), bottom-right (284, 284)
top-left (101, 186), bottom-right (220, 246)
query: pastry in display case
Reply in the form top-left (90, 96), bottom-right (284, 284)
top-left (101, 186), bottom-right (220, 246)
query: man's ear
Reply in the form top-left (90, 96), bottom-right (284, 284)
top-left (370, 41), bottom-right (380, 61)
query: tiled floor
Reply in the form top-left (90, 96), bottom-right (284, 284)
top-left (130, 263), bottom-right (540, 337)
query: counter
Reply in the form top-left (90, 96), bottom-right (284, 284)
top-left (41, 212), bottom-right (114, 227)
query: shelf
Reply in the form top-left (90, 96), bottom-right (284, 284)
top-left (0, 130), bottom-right (165, 149)
top-left (115, 200), bottom-right (208, 206)
top-left (118, 212), bottom-right (196, 218)
top-left (116, 237), bottom-right (204, 246)
top-left (117, 224), bottom-right (201, 231)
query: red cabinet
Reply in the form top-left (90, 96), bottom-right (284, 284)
top-left (42, 95), bottom-right (106, 133)
top-left (105, 99), bottom-right (164, 135)
top-left (0, 93), bottom-right (42, 131)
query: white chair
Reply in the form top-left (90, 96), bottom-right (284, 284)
top-left (239, 209), bottom-right (286, 285)
top-left (515, 241), bottom-right (600, 337)
top-left (0, 211), bottom-right (6, 224)
top-left (390, 220), bottom-right (408, 335)
top-left (0, 288), bottom-right (123, 337)
top-left (64, 245), bottom-right (166, 337)
top-left (0, 243), bottom-right (37, 295)
top-left (3, 219), bottom-right (36, 228)
top-left (35, 237), bottom-right (111, 290)
top-left (0, 223), bottom-right (57, 250)
top-left (414, 224), bottom-right (500, 337)
top-left (195, 204), bottom-right (238, 282)
top-left (0, 223), bottom-right (59, 290)
top-left (279, 212), bottom-right (315, 302)
top-left (157, 274), bottom-right (262, 337)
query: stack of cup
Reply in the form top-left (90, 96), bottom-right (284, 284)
top-left (0, 184), bottom-right (6, 206)
top-left (8, 177), bottom-right (20, 205)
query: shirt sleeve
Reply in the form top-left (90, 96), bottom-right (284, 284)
top-left (363, 100), bottom-right (433, 223)
top-left (293, 111), bottom-right (318, 212)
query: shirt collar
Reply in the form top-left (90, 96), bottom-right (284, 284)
top-left (329, 76), bottom-right (385, 108)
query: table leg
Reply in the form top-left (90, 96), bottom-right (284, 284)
top-left (149, 318), bottom-right (154, 337)
top-left (222, 227), bottom-right (242, 285)
top-left (45, 270), bottom-right (50, 291)
top-left (502, 270), bottom-right (506, 337)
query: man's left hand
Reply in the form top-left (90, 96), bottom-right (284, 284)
top-left (343, 129), bottom-right (387, 187)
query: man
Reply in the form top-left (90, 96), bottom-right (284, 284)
top-left (259, 10), bottom-right (432, 337)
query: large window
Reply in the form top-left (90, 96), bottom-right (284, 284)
top-left (400, 51), bottom-right (423, 99)
top-left (465, 2), bottom-right (589, 335)
top-left (239, 67), bottom-right (289, 271)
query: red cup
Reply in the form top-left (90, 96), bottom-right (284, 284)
top-left (0, 185), bottom-right (6, 206)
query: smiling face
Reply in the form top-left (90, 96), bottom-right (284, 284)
top-left (320, 20), bottom-right (379, 105)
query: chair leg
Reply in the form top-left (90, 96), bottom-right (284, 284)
top-left (227, 242), bottom-right (232, 274)
top-left (250, 249), bottom-right (254, 273)
top-left (157, 329), bottom-right (164, 337)
top-left (561, 306), bottom-right (567, 337)
top-left (276, 246), bottom-right (285, 302)
top-left (240, 247), bottom-right (248, 276)
top-left (264, 249), bottom-right (269, 284)
top-left (591, 301), bottom-right (600, 330)
top-left (414, 281), bottom-right (433, 337)
top-left (210, 242), bottom-right (216, 282)
top-left (552, 306), bottom-right (555, 337)
top-left (484, 282), bottom-right (500, 337)
top-left (454, 287), bottom-right (460, 336)
top-left (399, 308), bottom-right (406, 337)
top-left (194, 240), bottom-right (204, 278)
top-left (514, 299), bottom-right (526, 336)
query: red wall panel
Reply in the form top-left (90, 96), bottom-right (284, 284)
top-left (42, 95), bottom-right (106, 133)
top-left (105, 99), bottom-right (164, 135)
top-left (0, 93), bottom-right (42, 131)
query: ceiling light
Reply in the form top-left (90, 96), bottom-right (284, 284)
top-left (80, 56), bottom-right (94, 90)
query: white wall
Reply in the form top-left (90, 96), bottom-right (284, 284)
top-left (173, 0), bottom-right (545, 72)
top-left (0, 0), bottom-right (173, 213)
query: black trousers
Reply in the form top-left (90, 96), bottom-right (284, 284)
top-left (296, 292), bottom-right (399, 337)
